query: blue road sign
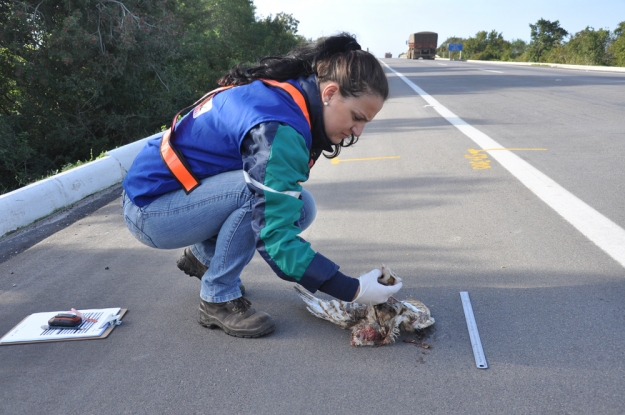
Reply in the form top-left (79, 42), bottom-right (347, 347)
top-left (448, 43), bottom-right (463, 51)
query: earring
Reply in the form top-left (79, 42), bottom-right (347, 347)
top-left (324, 101), bottom-right (328, 106)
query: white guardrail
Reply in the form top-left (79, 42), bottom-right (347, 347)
top-left (0, 132), bottom-right (160, 238)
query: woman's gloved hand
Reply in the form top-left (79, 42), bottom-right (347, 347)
top-left (353, 269), bottom-right (403, 304)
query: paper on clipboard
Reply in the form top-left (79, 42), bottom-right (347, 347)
top-left (0, 308), bottom-right (123, 345)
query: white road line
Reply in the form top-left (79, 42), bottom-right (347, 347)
top-left (480, 69), bottom-right (504, 73)
top-left (382, 62), bottom-right (625, 269)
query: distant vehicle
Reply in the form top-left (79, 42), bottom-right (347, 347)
top-left (407, 32), bottom-right (438, 60)
top-left (384, 52), bottom-right (392, 58)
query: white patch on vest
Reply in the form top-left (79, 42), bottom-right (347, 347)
top-left (193, 99), bottom-right (213, 118)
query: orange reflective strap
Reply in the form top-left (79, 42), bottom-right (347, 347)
top-left (160, 80), bottom-right (310, 194)
top-left (160, 129), bottom-right (200, 193)
top-left (160, 85), bottom-right (234, 193)
top-left (260, 79), bottom-right (311, 129)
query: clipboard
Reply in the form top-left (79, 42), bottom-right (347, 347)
top-left (0, 308), bottom-right (128, 345)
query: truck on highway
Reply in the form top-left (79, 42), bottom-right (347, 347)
top-left (407, 32), bottom-right (438, 60)
top-left (384, 52), bottom-right (392, 58)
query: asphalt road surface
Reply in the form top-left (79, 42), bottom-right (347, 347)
top-left (1, 59), bottom-right (624, 414)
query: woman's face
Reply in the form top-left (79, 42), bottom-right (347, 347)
top-left (320, 82), bottom-right (384, 145)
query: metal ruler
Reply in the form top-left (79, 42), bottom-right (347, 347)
top-left (460, 291), bottom-right (488, 369)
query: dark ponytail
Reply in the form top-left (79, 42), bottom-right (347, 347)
top-left (218, 32), bottom-right (388, 100)
top-left (218, 33), bottom-right (389, 157)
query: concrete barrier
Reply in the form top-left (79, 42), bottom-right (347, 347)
top-left (437, 58), bottom-right (625, 73)
top-left (0, 132), bottom-right (160, 238)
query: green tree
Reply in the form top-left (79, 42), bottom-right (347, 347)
top-left (608, 21), bottom-right (625, 66)
top-left (253, 12), bottom-right (305, 59)
top-left (565, 26), bottom-right (611, 65)
top-left (504, 39), bottom-right (528, 61)
top-left (528, 18), bottom-right (568, 62)
top-left (463, 30), bottom-right (509, 60)
top-left (0, 0), bottom-right (186, 191)
top-left (0, 0), bottom-right (305, 193)
top-left (177, 1), bottom-right (304, 96)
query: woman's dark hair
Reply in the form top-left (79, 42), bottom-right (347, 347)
top-left (218, 33), bottom-right (389, 158)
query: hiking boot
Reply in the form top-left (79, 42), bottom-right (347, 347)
top-left (198, 297), bottom-right (275, 338)
top-left (177, 247), bottom-right (245, 295)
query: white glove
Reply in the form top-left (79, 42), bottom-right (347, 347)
top-left (353, 269), bottom-right (403, 305)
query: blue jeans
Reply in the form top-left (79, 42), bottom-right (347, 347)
top-left (122, 170), bottom-right (316, 303)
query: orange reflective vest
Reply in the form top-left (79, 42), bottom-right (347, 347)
top-left (160, 80), bottom-right (311, 194)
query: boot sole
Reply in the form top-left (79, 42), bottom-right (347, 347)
top-left (177, 254), bottom-right (245, 295)
top-left (198, 309), bottom-right (274, 338)
top-left (177, 255), bottom-right (205, 279)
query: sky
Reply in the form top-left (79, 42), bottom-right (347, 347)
top-left (252, 0), bottom-right (625, 58)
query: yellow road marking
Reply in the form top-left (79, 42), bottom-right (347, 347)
top-left (464, 148), bottom-right (547, 170)
top-left (331, 156), bottom-right (401, 164)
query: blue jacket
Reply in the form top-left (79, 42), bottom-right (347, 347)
top-left (123, 75), bottom-right (359, 301)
